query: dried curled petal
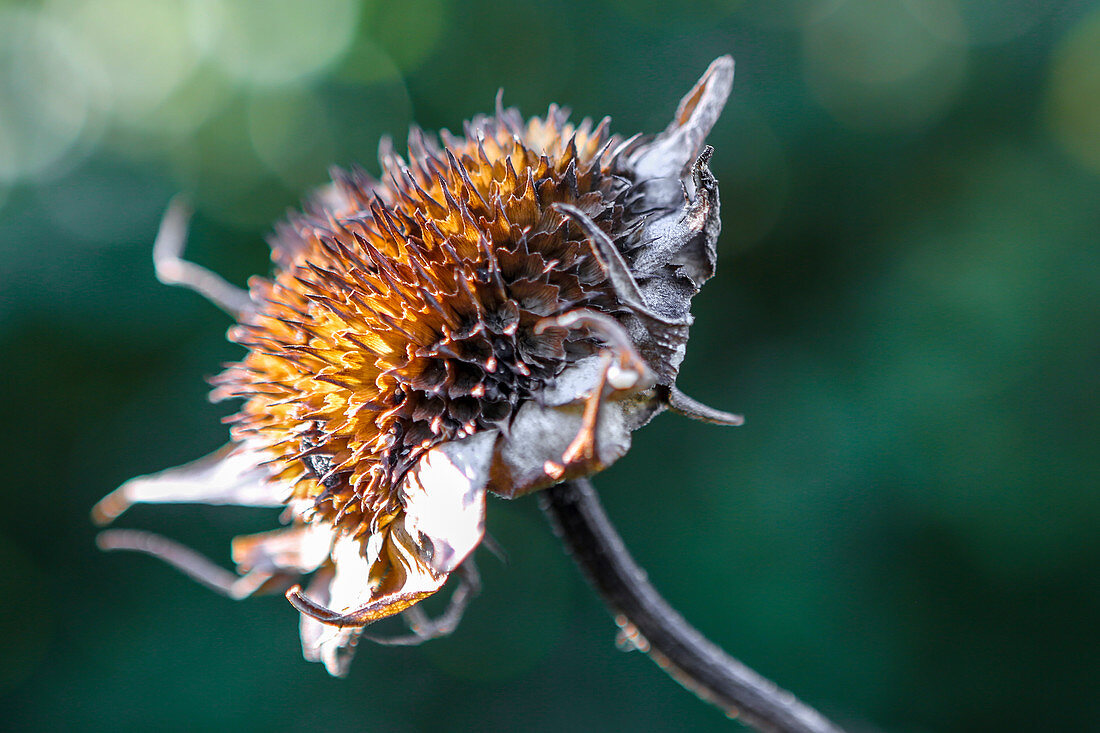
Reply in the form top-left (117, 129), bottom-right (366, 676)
top-left (94, 56), bottom-right (736, 676)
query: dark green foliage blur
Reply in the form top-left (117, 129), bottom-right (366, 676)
top-left (1, 0), bottom-right (1098, 730)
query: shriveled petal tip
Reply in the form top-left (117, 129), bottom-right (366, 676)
top-left (668, 56), bottom-right (734, 134)
top-left (91, 443), bottom-right (284, 526)
top-left (297, 567), bottom-right (363, 677)
top-left (231, 524), bottom-right (334, 575)
top-left (629, 55), bottom-right (735, 181)
top-left (400, 430), bottom-right (496, 574)
top-left (666, 385), bottom-right (744, 426)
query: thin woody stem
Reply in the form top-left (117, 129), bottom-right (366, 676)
top-left (540, 478), bottom-right (844, 733)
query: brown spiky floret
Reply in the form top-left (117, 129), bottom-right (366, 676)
top-left (211, 106), bottom-right (639, 540)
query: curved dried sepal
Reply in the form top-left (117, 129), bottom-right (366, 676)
top-left (628, 55), bottom-right (734, 181)
top-left (488, 400), bottom-right (630, 498)
top-left (286, 584), bottom-right (438, 627)
top-left (153, 195), bottom-right (255, 317)
top-left (360, 562), bottom-right (482, 646)
top-left (487, 336), bottom-right (660, 500)
top-left (97, 529), bottom-right (276, 600)
top-left (665, 385), bottom-right (744, 426)
top-left (551, 203), bottom-right (652, 316)
top-left (535, 309), bottom-right (654, 391)
top-left (558, 351), bottom-right (614, 469)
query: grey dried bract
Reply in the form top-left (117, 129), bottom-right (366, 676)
top-left (94, 56), bottom-right (738, 676)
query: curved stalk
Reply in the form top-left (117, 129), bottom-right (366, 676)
top-left (540, 478), bottom-right (844, 733)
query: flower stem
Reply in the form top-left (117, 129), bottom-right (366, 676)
top-left (540, 478), bottom-right (844, 733)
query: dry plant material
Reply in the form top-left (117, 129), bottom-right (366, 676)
top-left (95, 57), bottom-right (740, 677)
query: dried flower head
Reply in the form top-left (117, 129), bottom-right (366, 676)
top-left (94, 57), bottom-right (738, 676)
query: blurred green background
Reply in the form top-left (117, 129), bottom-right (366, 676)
top-left (2, 0), bottom-right (1098, 730)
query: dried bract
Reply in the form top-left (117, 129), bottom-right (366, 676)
top-left (94, 56), bottom-right (738, 675)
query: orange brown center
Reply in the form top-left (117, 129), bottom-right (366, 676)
top-left (211, 108), bottom-right (639, 538)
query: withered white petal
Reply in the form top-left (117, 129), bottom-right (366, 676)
top-left (399, 430), bottom-right (496, 574)
top-left (92, 442), bottom-right (283, 526)
top-left (231, 524), bottom-right (334, 575)
top-left (288, 530), bottom-right (449, 632)
top-left (298, 567), bottom-right (363, 677)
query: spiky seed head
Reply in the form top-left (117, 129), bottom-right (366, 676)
top-left (212, 109), bottom-right (631, 539)
top-left (93, 57), bottom-right (737, 676)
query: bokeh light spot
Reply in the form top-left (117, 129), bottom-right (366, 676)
top-left (1044, 7), bottom-right (1100, 175)
top-left (362, 0), bottom-right (446, 72)
top-left (953, 0), bottom-right (1054, 46)
top-left (334, 37), bottom-right (404, 86)
top-left (803, 0), bottom-right (967, 133)
top-left (609, 0), bottom-right (744, 26)
top-left (902, 0), bottom-right (969, 46)
top-left (0, 8), bottom-right (105, 183)
top-left (168, 100), bottom-right (290, 229)
top-left (209, 0), bottom-right (360, 86)
top-left (121, 63), bottom-right (237, 145)
top-left (734, 0), bottom-right (845, 29)
top-left (49, 0), bottom-right (200, 120)
top-left (248, 86), bottom-right (337, 190)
